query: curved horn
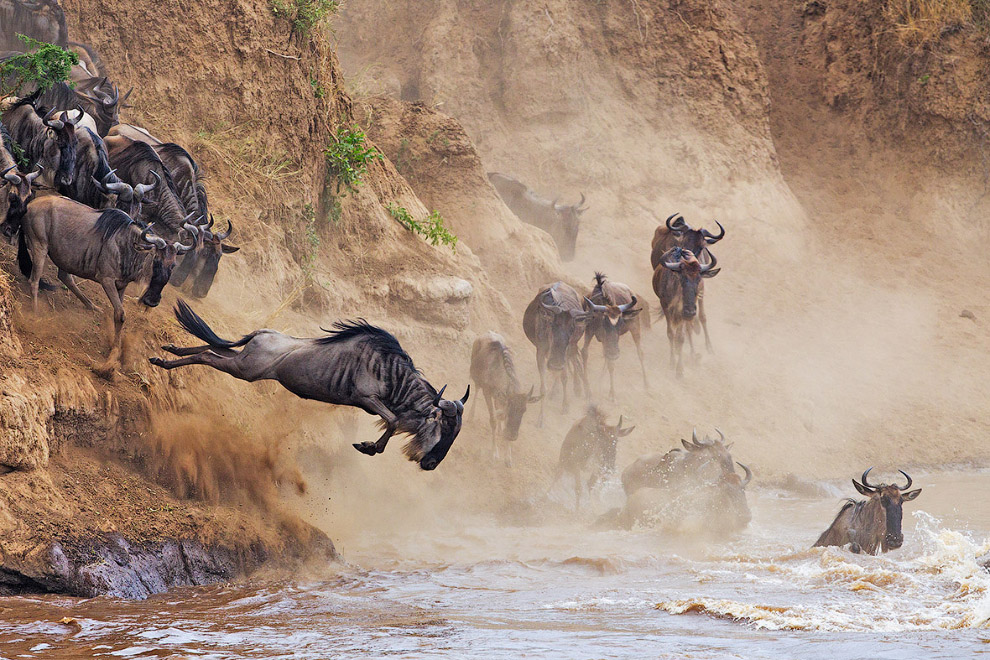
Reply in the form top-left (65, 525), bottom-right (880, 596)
top-left (584, 297), bottom-right (607, 313)
top-left (737, 462), bottom-right (752, 487)
top-left (134, 171), bottom-right (159, 197)
top-left (24, 167), bottom-right (42, 184)
top-left (121, 87), bottom-right (133, 104)
top-left (714, 428), bottom-right (726, 444)
top-left (618, 296), bottom-right (638, 313)
top-left (861, 467), bottom-right (876, 490)
top-left (576, 192), bottom-right (587, 210)
top-left (2, 165), bottom-right (20, 185)
top-left (459, 384), bottom-right (470, 405)
top-left (181, 222), bottom-right (200, 238)
top-left (701, 220), bottom-right (725, 243)
top-left (43, 108), bottom-right (64, 130)
top-left (206, 213), bottom-right (216, 229)
top-left (174, 238), bottom-right (195, 254)
top-left (898, 470), bottom-right (913, 490)
top-left (665, 213), bottom-right (680, 230)
top-left (432, 384), bottom-right (447, 407)
top-left (66, 107), bottom-right (82, 126)
top-left (216, 219), bottom-right (232, 241)
top-left (699, 251), bottom-right (718, 273)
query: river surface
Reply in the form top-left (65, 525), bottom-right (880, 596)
top-left (2, 471), bottom-right (990, 659)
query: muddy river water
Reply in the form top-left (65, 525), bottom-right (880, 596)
top-left (2, 470), bottom-right (989, 659)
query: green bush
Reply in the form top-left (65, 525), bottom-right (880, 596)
top-left (324, 126), bottom-right (382, 194)
top-left (271, 0), bottom-right (339, 35)
top-left (388, 204), bottom-right (457, 251)
top-left (0, 35), bottom-right (78, 96)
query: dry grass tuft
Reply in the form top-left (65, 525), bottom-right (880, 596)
top-left (885, 0), bottom-right (974, 47)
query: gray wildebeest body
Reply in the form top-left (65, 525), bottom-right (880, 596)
top-left (38, 79), bottom-right (130, 138)
top-left (149, 303), bottom-right (470, 471)
top-left (813, 468), bottom-right (921, 554)
top-left (0, 0), bottom-right (68, 50)
top-left (581, 272), bottom-right (650, 399)
top-left (487, 172), bottom-right (587, 262)
top-left (555, 405), bottom-right (634, 509)
top-left (469, 331), bottom-right (541, 465)
top-left (0, 163), bottom-right (41, 239)
top-left (653, 247), bottom-right (720, 377)
top-left (19, 195), bottom-right (192, 365)
top-left (2, 100), bottom-right (79, 190)
top-left (522, 281), bottom-right (591, 424)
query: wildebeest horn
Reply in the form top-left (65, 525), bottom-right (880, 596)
top-left (898, 470), bottom-right (913, 490)
top-left (699, 252), bottom-right (718, 273)
top-left (205, 213), bottom-right (216, 228)
top-left (584, 297), bottom-right (607, 314)
top-left (618, 296), bottom-right (638, 313)
top-left (182, 222), bottom-right (200, 237)
top-left (2, 165), bottom-right (20, 185)
top-left (433, 384), bottom-right (447, 407)
top-left (714, 428), bottom-right (726, 444)
top-left (175, 238), bottom-right (195, 254)
top-left (140, 225), bottom-right (167, 249)
top-left (861, 467), bottom-right (876, 490)
top-left (737, 462), bottom-right (752, 487)
top-left (66, 108), bottom-right (82, 126)
top-left (43, 107), bottom-right (64, 130)
top-left (458, 384), bottom-right (470, 406)
top-left (665, 213), bottom-right (688, 232)
top-left (576, 192), bottom-right (588, 210)
top-left (121, 87), bottom-right (133, 104)
top-left (661, 247), bottom-right (683, 271)
top-left (25, 167), bottom-right (43, 184)
top-left (216, 219), bottom-right (233, 241)
top-left (702, 220), bottom-right (725, 244)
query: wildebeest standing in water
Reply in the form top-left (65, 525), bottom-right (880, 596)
top-left (581, 272), bottom-right (650, 400)
top-left (522, 281), bottom-right (591, 425)
top-left (469, 331), bottom-right (541, 466)
top-left (149, 302), bottom-right (470, 471)
top-left (555, 405), bottom-right (634, 509)
top-left (653, 247), bottom-right (720, 377)
top-left (813, 468), bottom-right (921, 554)
top-left (487, 172), bottom-right (587, 262)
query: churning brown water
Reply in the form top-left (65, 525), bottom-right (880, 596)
top-left (2, 470), bottom-right (989, 659)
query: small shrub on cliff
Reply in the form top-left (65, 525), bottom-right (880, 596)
top-left (271, 0), bottom-right (339, 35)
top-left (324, 126), bottom-right (382, 194)
top-left (0, 34), bottom-right (77, 96)
top-left (388, 204), bottom-right (458, 251)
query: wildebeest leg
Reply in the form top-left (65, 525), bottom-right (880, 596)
top-left (665, 319), bottom-right (676, 370)
top-left (162, 343), bottom-right (235, 357)
top-left (606, 359), bottom-right (616, 401)
top-left (58, 270), bottom-right (95, 310)
top-left (99, 279), bottom-right (126, 365)
top-left (579, 330), bottom-right (593, 397)
top-left (536, 348), bottom-right (548, 427)
top-left (27, 240), bottom-right (49, 313)
top-left (150, 350), bottom-right (235, 370)
top-left (632, 327), bottom-right (649, 388)
top-left (700, 298), bottom-right (713, 353)
top-left (560, 366), bottom-right (569, 413)
top-left (352, 395), bottom-right (398, 456)
top-left (483, 389), bottom-right (498, 460)
top-left (674, 326), bottom-right (685, 379)
top-left (686, 321), bottom-right (699, 361)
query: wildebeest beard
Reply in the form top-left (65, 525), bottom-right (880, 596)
top-left (419, 412), bottom-right (462, 470)
top-left (139, 254), bottom-right (172, 307)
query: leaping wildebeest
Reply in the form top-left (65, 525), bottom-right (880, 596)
top-left (487, 172), bottom-right (587, 262)
top-left (18, 195), bottom-right (193, 365)
top-left (813, 468), bottom-right (921, 555)
top-left (555, 405), bottom-right (635, 509)
top-left (149, 303), bottom-right (470, 471)
top-left (522, 281), bottom-right (591, 424)
top-left (649, 212), bottom-right (725, 271)
top-left (580, 272), bottom-right (650, 399)
top-left (653, 247), bottom-right (720, 377)
top-left (469, 331), bottom-right (541, 465)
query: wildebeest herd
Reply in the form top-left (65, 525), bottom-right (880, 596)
top-left (0, 2), bottom-right (922, 554)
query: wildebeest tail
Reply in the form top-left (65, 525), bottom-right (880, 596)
top-left (174, 299), bottom-right (252, 348)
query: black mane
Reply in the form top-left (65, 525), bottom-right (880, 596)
top-left (93, 208), bottom-right (139, 240)
top-left (113, 141), bottom-right (179, 195)
top-left (318, 319), bottom-right (412, 361)
top-left (156, 143), bottom-right (200, 175)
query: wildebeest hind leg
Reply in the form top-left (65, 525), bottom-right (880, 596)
top-left (58, 270), bottom-right (95, 310)
top-left (353, 396), bottom-right (397, 456)
top-left (149, 350), bottom-right (232, 370)
top-left (162, 343), bottom-right (239, 358)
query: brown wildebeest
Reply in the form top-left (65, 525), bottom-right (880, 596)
top-left (653, 247), bottom-right (720, 377)
top-left (107, 123), bottom-right (163, 146)
top-left (649, 213), bottom-right (725, 271)
top-left (580, 272), bottom-right (650, 399)
top-left (556, 405), bottom-right (635, 509)
top-left (2, 100), bottom-right (80, 190)
top-left (0, 163), bottom-right (41, 239)
top-left (38, 79), bottom-right (130, 138)
top-left (620, 429), bottom-right (746, 495)
top-left (813, 468), bottom-right (922, 555)
top-left (469, 331), bottom-right (541, 466)
top-left (149, 302), bottom-right (469, 471)
top-left (522, 281), bottom-right (591, 424)
top-left (19, 195), bottom-right (193, 365)
top-left (487, 172), bottom-right (587, 261)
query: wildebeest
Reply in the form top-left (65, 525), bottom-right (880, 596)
top-left (649, 213), bottom-right (725, 271)
top-left (65, 126), bottom-right (123, 208)
top-left (620, 429), bottom-right (748, 496)
top-left (67, 42), bottom-right (106, 79)
top-left (19, 195), bottom-right (193, 363)
top-left (556, 405), bottom-right (634, 509)
top-left (0, 0), bottom-right (68, 51)
top-left (580, 272), bottom-right (650, 399)
top-left (37, 78), bottom-right (129, 138)
top-left (107, 123), bottom-right (163, 146)
top-left (2, 99), bottom-right (79, 189)
top-left (0, 163), bottom-right (40, 238)
top-left (149, 303), bottom-right (469, 470)
top-left (487, 172), bottom-right (587, 261)
top-left (106, 136), bottom-right (192, 237)
top-left (813, 468), bottom-right (922, 555)
top-left (522, 281), bottom-right (591, 423)
top-left (91, 168), bottom-right (156, 218)
top-left (469, 331), bottom-right (541, 465)
top-left (653, 247), bottom-right (720, 377)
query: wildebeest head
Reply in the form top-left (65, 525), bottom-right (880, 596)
top-left (584, 294), bottom-right (641, 361)
top-left (84, 81), bottom-right (129, 136)
top-left (40, 107), bottom-right (79, 188)
top-left (1, 165), bottom-right (41, 236)
top-left (551, 193), bottom-right (587, 261)
top-left (598, 415), bottom-right (635, 473)
top-left (171, 214), bottom-right (239, 298)
top-left (660, 247), bottom-right (720, 319)
top-left (501, 385), bottom-right (542, 442)
top-left (540, 288), bottom-right (591, 370)
top-left (664, 213), bottom-right (724, 257)
top-left (680, 428), bottom-right (735, 477)
top-left (419, 384), bottom-right (470, 470)
top-left (133, 223), bottom-right (194, 307)
top-left (853, 468), bottom-right (922, 550)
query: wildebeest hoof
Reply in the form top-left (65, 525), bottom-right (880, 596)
top-left (162, 343), bottom-right (179, 353)
top-left (353, 442), bottom-right (378, 456)
top-left (149, 357), bottom-right (165, 368)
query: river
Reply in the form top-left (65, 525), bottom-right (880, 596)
top-left (1, 470), bottom-right (989, 659)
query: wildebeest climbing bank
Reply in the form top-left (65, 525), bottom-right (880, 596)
top-left (1, 0), bottom-right (989, 656)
